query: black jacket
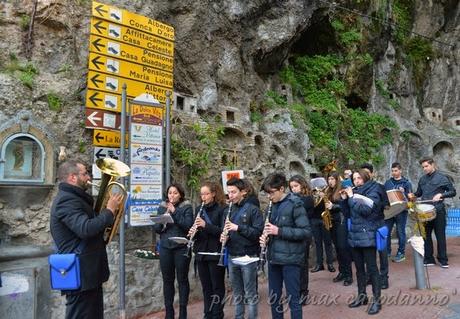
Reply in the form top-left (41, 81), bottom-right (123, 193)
top-left (50, 183), bottom-right (114, 292)
top-left (224, 198), bottom-right (264, 257)
top-left (340, 180), bottom-right (384, 248)
top-left (267, 193), bottom-right (311, 266)
top-left (414, 170), bottom-right (456, 210)
top-left (193, 202), bottom-right (225, 261)
top-left (153, 200), bottom-right (194, 250)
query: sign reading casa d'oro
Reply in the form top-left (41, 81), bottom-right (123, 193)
top-left (86, 1), bottom-right (174, 114)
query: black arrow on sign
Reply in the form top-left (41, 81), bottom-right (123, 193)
top-left (94, 4), bottom-right (108, 17)
top-left (89, 92), bottom-right (103, 106)
top-left (95, 148), bottom-right (106, 158)
top-left (93, 20), bottom-right (106, 34)
top-left (90, 73), bottom-right (103, 88)
top-left (92, 38), bottom-right (105, 52)
top-left (95, 132), bottom-right (104, 143)
top-left (91, 55), bottom-right (104, 70)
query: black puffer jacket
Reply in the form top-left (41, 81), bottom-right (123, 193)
top-left (193, 202), bottom-right (225, 261)
top-left (50, 183), bottom-right (114, 292)
top-left (153, 200), bottom-right (193, 249)
top-left (225, 198), bottom-right (264, 257)
top-left (340, 180), bottom-right (384, 248)
top-left (267, 193), bottom-right (311, 266)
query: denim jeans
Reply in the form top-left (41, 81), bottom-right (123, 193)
top-left (268, 264), bottom-right (302, 319)
top-left (385, 210), bottom-right (408, 255)
top-left (228, 256), bottom-right (259, 319)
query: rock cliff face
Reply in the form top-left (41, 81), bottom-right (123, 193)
top-left (0, 0), bottom-right (458, 317)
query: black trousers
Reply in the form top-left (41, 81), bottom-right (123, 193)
top-left (351, 247), bottom-right (381, 300)
top-left (424, 207), bottom-right (447, 264)
top-left (311, 218), bottom-right (334, 265)
top-left (300, 238), bottom-right (311, 296)
top-left (330, 215), bottom-right (352, 277)
top-left (159, 246), bottom-right (191, 315)
top-left (65, 286), bottom-right (103, 319)
top-left (197, 259), bottom-right (226, 319)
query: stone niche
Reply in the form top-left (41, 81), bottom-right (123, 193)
top-left (423, 107), bottom-right (443, 124)
top-left (0, 111), bottom-right (57, 208)
top-left (447, 116), bottom-right (460, 131)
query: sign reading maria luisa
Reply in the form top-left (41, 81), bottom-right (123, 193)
top-left (129, 98), bottom-right (164, 227)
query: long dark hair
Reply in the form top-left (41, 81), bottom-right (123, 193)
top-left (326, 172), bottom-right (342, 202)
top-left (201, 181), bottom-right (226, 206)
top-left (166, 182), bottom-right (186, 203)
top-left (288, 175), bottom-right (312, 196)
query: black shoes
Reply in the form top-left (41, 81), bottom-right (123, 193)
top-left (311, 265), bottom-right (325, 272)
top-left (368, 301), bottom-right (382, 315)
top-left (327, 264), bottom-right (336, 272)
top-left (343, 277), bottom-right (353, 286)
top-left (348, 295), bottom-right (368, 308)
top-left (381, 278), bottom-right (389, 290)
top-left (333, 272), bottom-right (346, 282)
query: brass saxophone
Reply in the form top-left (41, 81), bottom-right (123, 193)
top-left (259, 200), bottom-right (273, 271)
top-left (217, 202), bottom-right (233, 267)
top-left (321, 187), bottom-right (333, 231)
top-left (184, 202), bottom-right (205, 257)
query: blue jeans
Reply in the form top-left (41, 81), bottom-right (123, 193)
top-left (385, 210), bottom-right (408, 255)
top-left (228, 256), bottom-right (259, 319)
top-left (268, 264), bottom-right (302, 319)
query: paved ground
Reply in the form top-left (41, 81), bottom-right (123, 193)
top-left (143, 237), bottom-right (460, 319)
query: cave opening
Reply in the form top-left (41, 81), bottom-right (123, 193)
top-left (345, 92), bottom-right (368, 111)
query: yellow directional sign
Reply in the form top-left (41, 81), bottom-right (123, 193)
top-left (87, 71), bottom-right (169, 104)
top-left (93, 129), bottom-right (128, 147)
top-left (88, 52), bottom-right (173, 88)
top-left (90, 18), bottom-right (174, 57)
top-left (89, 34), bottom-right (173, 72)
top-left (86, 89), bottom-right (122, 112)
top-left (92, 1), bottom-right (175, 41)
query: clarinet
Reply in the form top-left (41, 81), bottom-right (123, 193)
top-left (259, 200), bottom-right (273, 271)
top-left (217, 202), bottom-right (233, 267)
top-left (184, 202), bottom-right (205, 257)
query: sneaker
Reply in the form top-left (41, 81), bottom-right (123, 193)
top-left (424, 262), bottom-right (435, 267)
top-left (440, 263), bottom-right (449, 269)
top-left (392, 252), bottom-right (406, 263)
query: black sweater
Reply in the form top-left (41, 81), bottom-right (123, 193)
top-left (193, 202), bottom-right (226, 261)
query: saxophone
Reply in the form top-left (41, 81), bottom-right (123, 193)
top-left (184, 202), bottom-right (205, 257)
top-left (259, 200), bottom-right (273, 271)
top-left (217, 202), bottom-right (233, 266)
top-left (321, 187), bottom-right (333, 231)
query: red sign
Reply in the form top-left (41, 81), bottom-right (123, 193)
top-left (85, 108), bottom-right (121, 130)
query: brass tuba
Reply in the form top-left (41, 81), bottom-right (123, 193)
top-left (91, 158), bottom-right (130, 244)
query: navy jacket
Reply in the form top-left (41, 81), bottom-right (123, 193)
top-left (267, 193), bottom-right (311, 266)
top-left (154, 200), bottom-right (194, 250)
top-left (340, 180), bottom-right (384, 248)
top-left (50, 183), bottom-right (114, 292)
top-left (224, 198), bottom-right (264, 257)
top-left (414, 170), bottom-right (456, 210)
top-left (193, 202), bottom-right (225, 261)
top-left (384, 176), bottom-right (412, 196)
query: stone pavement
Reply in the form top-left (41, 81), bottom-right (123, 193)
top-left (142, 237), bottom-right (460, 319)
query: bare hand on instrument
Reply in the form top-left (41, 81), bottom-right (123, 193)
top-left (399, 187), bottom-right (405, 193)
top-left (107, 193), bottom-right (123, 215)
top-left (259, 233), bottom-right (268, 247)
top-left (341, 187), bottom-right (353, 199)
top-left (195, 216), bottom-right (206, 228)
top-left (166, 202), bottom-right (176, 214)
top-left (187, 225), bottom-right (197, 237)
top-left (408, 193), bottom-right (416, 201)
top-left (264, 223), bottom-right (279, 236)
top-left (433, 193), bottom-right (443, 202)
top-left (224, 220), bottom-right (238, 232)
top-left (325, 201), bottom-right (333, 210)
top-left (220, 232), bottom-right (228, 243)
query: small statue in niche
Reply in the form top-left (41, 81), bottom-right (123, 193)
top-left (13, 143), bottom-right (24, 171)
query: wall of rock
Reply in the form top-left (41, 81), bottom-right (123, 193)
top-left (0, 0), bottom-right (458, 318)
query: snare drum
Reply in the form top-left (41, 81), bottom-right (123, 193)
top-left (414, 204), bottom-right (437, 222)
top-left (384, 189), bottom-right (407, 220)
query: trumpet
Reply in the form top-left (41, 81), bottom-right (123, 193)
top-left (259, 200), bottom-right (273, 271)
top-left (184, 202), bottom-right (205, 257)
top-left (217, 202), bottom-right (233, 267)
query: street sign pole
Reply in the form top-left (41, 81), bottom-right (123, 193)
top-left (119, 83), bottom-right (127, 319)
top-left (165, 91), bottom-right (171, 188)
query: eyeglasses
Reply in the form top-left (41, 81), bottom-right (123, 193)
top-left (266, 189), bottom-right (280, 196)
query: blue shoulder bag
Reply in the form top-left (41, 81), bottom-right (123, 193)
top-left (48, 240), bottom-right (86, 290)
top-left (376, 226), bottom-right (388, 252)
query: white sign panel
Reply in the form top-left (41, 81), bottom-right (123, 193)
top-left (130, 144), bottom-right (162, 165)
top-left (131, 164), bottom-right (162, 184)
top-left (131, 123), bottom-right (162, 144)
top-left (94, 147), bottom-right (127, 161)
top-left (129, 204), bottom-right (159, 226)
top-left (131, 184), bottom-right (163, 201)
